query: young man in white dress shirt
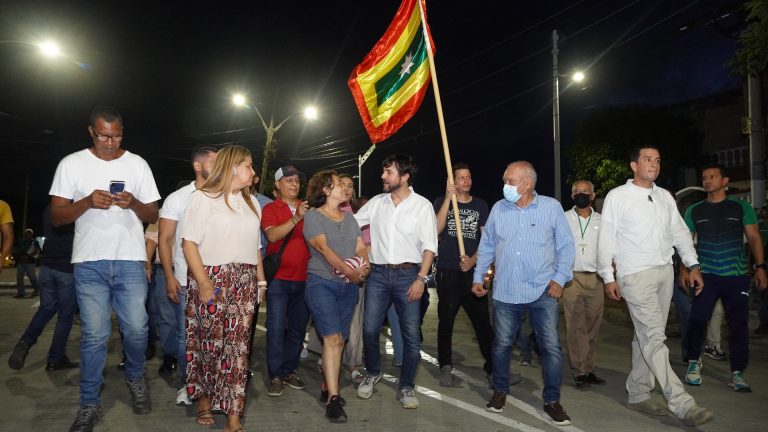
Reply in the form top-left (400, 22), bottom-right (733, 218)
top-left (597, 146), bottom-right (713, 426)
top-left (354, 154), bottom-right (437, 409)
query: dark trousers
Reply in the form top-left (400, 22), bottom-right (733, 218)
top-left (436, 269), bottom-right (493, 374)
top-left (688, 273), bottom-right (750, 371)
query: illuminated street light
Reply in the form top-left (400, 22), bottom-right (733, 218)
top-left (232, 93), bottom-right (318, 193)
top-left (37, 40), bottom-right (62, 58)
top-left (552, 30), bottom-right (587, 202)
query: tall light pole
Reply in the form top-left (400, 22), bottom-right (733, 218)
top-left (552, 30), bottom-right (585, 203)
top-left (552, 30), bottom-right (562, 202)
top-left (232, 94), bottom-right (317, 193)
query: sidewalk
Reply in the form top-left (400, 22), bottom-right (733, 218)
top-left (1, 269), bottom-right (767, 431)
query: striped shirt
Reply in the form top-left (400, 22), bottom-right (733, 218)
top-left (473, 193), bottom-right (574, 304)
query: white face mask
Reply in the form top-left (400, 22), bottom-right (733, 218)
top-left (503, 184), bottom-right (523, 203)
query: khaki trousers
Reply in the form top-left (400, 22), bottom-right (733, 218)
top-left (562, 271), bottom-right (604, 376)
top-left (619, 265), bottom-right (696, 420)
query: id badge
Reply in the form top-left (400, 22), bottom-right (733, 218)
top-left (578, 243), bottom-right (588, 255)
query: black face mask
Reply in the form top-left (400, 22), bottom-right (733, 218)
top-left (573, 193), bottom-right (592, 209)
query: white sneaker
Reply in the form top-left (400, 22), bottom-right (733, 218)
top-left (176, 387), bottom-right (191, 406)
top-left (398, 387), bottom-right (419, 409)
top-left (357, 371), bottom-right (382, 399)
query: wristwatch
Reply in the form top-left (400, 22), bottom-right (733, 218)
top-left (688, 264), bottom-right (701, 272)
top-left (754, 263), bottom-right (767, 270)
top-left (417, 274), bottom-right (429, 284)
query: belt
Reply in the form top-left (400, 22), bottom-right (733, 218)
top-left (574, 271), bottom-right (597, 274)
top-left (373, 263), bottom-right (418, 270)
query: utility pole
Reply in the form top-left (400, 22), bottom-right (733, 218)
top-left (748, 73), bottom-right (765, 207)
top-left (552, 30), bottom-right (562, 202)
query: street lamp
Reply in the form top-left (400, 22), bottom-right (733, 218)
top-left (552, 29), bottom-right (586, 202)
top-left (232, 93), bottom-right (318, 193)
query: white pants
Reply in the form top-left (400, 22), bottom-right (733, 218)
top-left (619, 265), bottom-right (696, 419)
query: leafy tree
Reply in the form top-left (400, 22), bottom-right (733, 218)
top-left (729, 0), bottom-right (768, 76)
top-left (566, 105), bottom-right (704, 196)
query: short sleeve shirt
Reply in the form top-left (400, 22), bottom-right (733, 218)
top-left (303, 209), bottom-right (362, 280)
top-left (261, 199), bottom-right (310, 281)
top-left (433, 196), bottom-right (489, 270)
top-left (159, 181), bottom-right (197, 283)
top-left (49, 149), bottom-right (161, 263)
top-left (182, 190), bottom-right (262, 266)
top-left (684, 197), bottom-right (756, 276)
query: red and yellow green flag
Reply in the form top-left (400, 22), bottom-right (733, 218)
top-left (348, 0), bottom-right (435, 144)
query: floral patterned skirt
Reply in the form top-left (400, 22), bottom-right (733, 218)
top-left (185, 262), bottom-right (258, 417)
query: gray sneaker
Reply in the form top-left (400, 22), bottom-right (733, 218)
top-left (627, 399), bottom-right (667, 416)
top-left (357, 371), bottom-right (382, 399)
top-left (439, 365), bottom-right (455, 387)
top-left (126, 377), bottom-right (151, 414)
top-left (69, 404), bottom-right (103, 432)
top-left (398, 386), bottom-right (419, 409)
top-left (683, 405), bottom-right (714, 426)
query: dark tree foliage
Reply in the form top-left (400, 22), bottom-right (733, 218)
top-left (566, 105), bottom-right (704, 196)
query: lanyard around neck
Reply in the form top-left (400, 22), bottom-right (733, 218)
top-left (577, 212), bottom-right (592, 240)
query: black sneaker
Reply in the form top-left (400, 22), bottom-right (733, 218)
top-left (69, 404), bottom-right (103, 432)
top-left (587, 372), bottom-right (606, 385)
top-left (46, 355), bottom-right (79, 371)
top-left (8, 339), bottom-right (31, 370)
top-left (319, 383), bottom-right (329, 402)
top-left (126, 377), bottom-right (152, 414)
top-left (158, 354), bottom-right (177, 374)
top-left (486, 391), bottom-right (506, 413)
top-left (326, 395), bottom-right (348, 423)
top-left (575, 374), bottom-right (591, 388)
top-left (543, 402), bottom-right (572, 426)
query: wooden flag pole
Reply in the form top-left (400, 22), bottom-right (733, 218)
top-left (417, 0), bottom-right (465, 257)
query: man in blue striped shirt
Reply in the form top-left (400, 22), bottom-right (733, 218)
top-left (472, 161), bottom-right (574, 426)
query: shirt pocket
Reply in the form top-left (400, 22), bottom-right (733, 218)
top-left (397, 215), bottom-right (419, 236)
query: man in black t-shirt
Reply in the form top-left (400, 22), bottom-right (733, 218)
top-left (433, 163), bottom-right (492, 386)
top-left (9, 205), bottom-right (78, 371)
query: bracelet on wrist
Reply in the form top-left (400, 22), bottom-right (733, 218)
top-left (257, 281), bottom-right (268, 287)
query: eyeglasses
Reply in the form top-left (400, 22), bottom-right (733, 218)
top-left (94, 133), bottom-right (123, 142)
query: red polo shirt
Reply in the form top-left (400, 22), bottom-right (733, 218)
top-left (261, 198), bottom-right (309, 281)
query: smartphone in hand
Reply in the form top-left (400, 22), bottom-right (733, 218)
top-left (109, 181), bottom-right (125, 195)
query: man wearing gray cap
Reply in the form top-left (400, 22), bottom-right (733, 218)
top-left (261, 165), bottom-right (311, 397)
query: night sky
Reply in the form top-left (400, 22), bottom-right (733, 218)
top-left (0, 0), bottom-right (745, 232)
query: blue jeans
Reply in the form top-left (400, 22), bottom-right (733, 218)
top-left (16, 262), bottom-right (39, 296)
top-left (492, 292), bottom-right (563, 403)
top-left (20, 266), bottom-right (77, 361)
top-left (148, 264), bottom-right (177, 356)
top-left (176, 286), bottom-right (188, 383)
top-left (265, 278), bottom-right (309, 379)
top-left (363, 266), bottom-right (421, 389)
top-left (74, 260), bottom-right (148, 406)
top-left (388, 288), bottom-right (430, 367)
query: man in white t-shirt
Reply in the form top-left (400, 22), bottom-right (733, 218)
top-left (158, 144), bottom-right (217, 406)
top-left (50, 106), bottom-right (161, 432)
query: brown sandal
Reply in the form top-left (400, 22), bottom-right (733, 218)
top-left (196, 409), bottom-right (215, 426)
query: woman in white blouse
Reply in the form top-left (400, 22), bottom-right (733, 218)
top-left (182, 145), bottom-right (266, 432)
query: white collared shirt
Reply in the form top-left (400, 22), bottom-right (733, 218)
top-left (597, 179), bottom-right (698, 283)
top-left (354, 187), bottom-right (438, 265)
top-left (565, 207), bottom-right (600, 272)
